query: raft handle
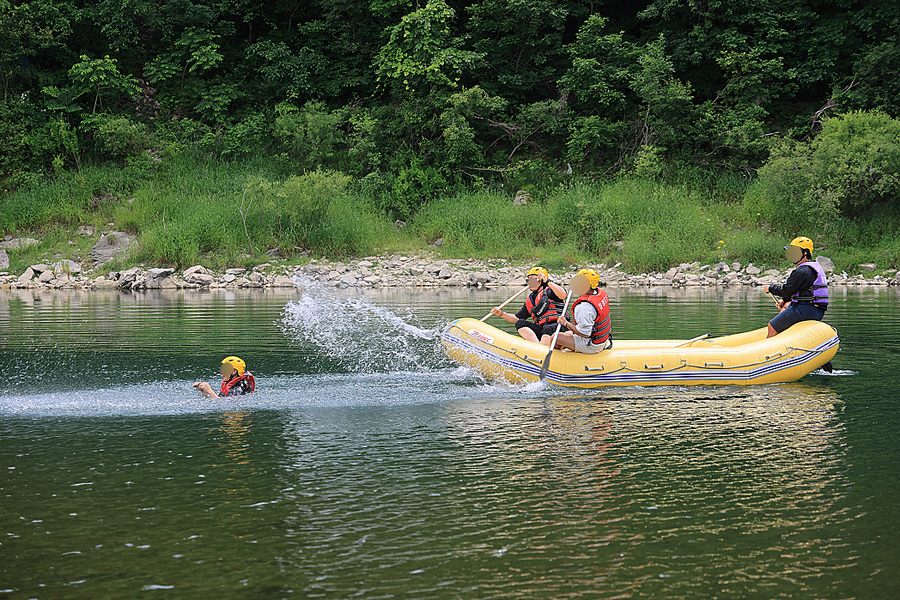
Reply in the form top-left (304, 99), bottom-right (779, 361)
top-left (704, 361), bottom-right (725, 368)
top-left (765, 351), bottom-right (784, 360)
top-left (583, 365), bottom-right (606, 372)
top-left (517, 353), bottom-right (543, 365)
top-left (644, 363), bottom-right (665, 370)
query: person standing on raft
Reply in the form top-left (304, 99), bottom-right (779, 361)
top-left (491, 266), bottom-right (567, 344)
top-left (763, 236), bottom-right (829, 338)
top-left (553, 268), bottom-right (613, 353)
top-left (193, 356), bottom-right (256, 398)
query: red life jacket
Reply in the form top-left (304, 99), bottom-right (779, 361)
top-left (570, 290), bottom-right (611, 345)
top-left (523, 286), bottom-right (563, 326)
top-left (220, 372), bottom-right (255, 396)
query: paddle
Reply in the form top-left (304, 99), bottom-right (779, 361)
top-left (768, 292), bottom-right (783, 309)
top-left (481, 286), bottom-right (529, 321)
top-left (540, 290), bottom-right (574, 381)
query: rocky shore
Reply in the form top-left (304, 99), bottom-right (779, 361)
top-left (2, 251), bottom-right (898, 292)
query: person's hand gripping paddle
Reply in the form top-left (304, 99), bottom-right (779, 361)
top-left (481, 286), bottom-right (529, 322)
top-left (540, 289), bottom-right (574, 381)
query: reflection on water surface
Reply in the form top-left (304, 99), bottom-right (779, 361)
top-left (0, 285), bottom-right (897, 599)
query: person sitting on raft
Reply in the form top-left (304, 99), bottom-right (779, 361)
top-left (193, 356), bottom-right (256, 398)
top-left (763, 236), bottom-right (829, 338)
top-left (553, 268), bottom-right (613, 353)
top-left (491, 266), bottom-right (567, 344)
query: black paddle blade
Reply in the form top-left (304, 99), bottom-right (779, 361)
top-left (822, 361), bottom-right (834, 373)
top-left (539, 350), bottom-right (552, 381)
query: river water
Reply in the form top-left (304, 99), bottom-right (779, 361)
top-left (1, 283), bottom-right (897, 599)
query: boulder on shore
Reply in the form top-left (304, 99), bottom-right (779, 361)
top-left (91, 231), bottom-right (136, 265)
top-left (816, 256), bottom-right (835, 273)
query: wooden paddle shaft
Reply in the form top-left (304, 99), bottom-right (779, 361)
top-left (481, 286), bottom-right (529, 321)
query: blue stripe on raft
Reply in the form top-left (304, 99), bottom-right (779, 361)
top-left (442, 327), bottom-right (838, 386)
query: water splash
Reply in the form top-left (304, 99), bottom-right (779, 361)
top-left (280, 278), bottom-right (447, 373)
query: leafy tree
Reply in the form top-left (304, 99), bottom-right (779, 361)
top-left (68, 54), bottom-right (140, 113)
top-left (374, 0), bottom-right (483, 97)
top-left (465, 0), bottom-right (586, 105)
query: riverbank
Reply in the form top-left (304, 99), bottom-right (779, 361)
top-left (2, 251), bottom-right (898, 292)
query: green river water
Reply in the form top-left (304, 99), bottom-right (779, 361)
top-left (1, 283), bottom-right (898, 599)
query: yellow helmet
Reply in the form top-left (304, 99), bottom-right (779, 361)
top-left (221, 356), bottom-right (246, 377)
top-left (526, 266), bottom-right (549, 282)
top-left (787, 236), bottom-right (814, 254)
top-left (577, 268), bottom-right (601, 289)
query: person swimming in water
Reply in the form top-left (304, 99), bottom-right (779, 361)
top-left (193, 356), bottom-right (255, 398)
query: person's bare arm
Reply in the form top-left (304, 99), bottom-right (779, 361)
top-left (192, 382), bottom-right (219, 398)
top-left (547, 280), bottom-right (567, 300)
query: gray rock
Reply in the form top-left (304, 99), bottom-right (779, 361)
top-left (859, 263), bottom-right (876, 272)
top-left (38, 270), bottom-right (54, 283)
top-left (266, 248), bottom-right (282, 258)
top-left (469, 272), bottom-right (492, 286)
top-left (183, 265), bottom-right (208, 278)
top-left (610, 240), bottom-right (625, 249)
top-left (715, 262), bottom-right (730, 272)
top-left (433, 237), bottom-right (443, 247)
top-left (513, 190), bottom-right (530, 207)
top-left (273, 275), bottom-right (296, 287)
top-left (363, 275), bottom-right (381, 284)
top-left (732, 261), bottom-right (742, 272)
top-left (90, 231), bottom-right (136, 265)
top-left (816, 256), bottom-right (835, 273)
top-left (52, 259), bottom-right (81, 274)
top-left (30, 263), bottom-right (50, 273)
top-left (147, 268), bottom-right (174, 279)
top-left (118, 267), bottom-right (142, 283)
top-left (745, 265), bottom-right (761, 275)
top-left (438, 266), bottom-right (453, 279)
top-left (0, 249), bottom-right (8, 269)
top-left (225, 268), bottom-right (246, 275)
top-left (764, 269), bottom-right (781, 276)
top-left (357, 260), bottom-right (374, 269)
top-left (222, 274), bottom-right (237, 283)
top-left (17, 267), bottom-right (34, 283)
top-left (92, 278), bottom-right (118, 289)
top-left (393, 220), bottom-right (406, 229)
top-left (427, 262), bottom-right (447, 274)
top-left (159, 277), bottom-right (178, 289)
top-left (664, 267), bottom-right (679, 280)
top-left (234, 277), bottom-right (251, 287)
top-left (339, 273), bottom-right (357, 286)
top-left (186, 272), bottom-right (215, 287)
top-left (0, 237), bottom-right (40, 250)
top-left (249, 272), bottom-right (266, 284)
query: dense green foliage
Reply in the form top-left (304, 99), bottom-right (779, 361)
top-left (1, 0), bottom-right (899, 271)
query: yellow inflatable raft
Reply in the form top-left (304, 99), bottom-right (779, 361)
top-left (441, 318), bottom-right (839, 387)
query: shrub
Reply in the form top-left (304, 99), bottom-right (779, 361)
top-left (81, 113), bottom-right (151, 158)
top-left (750, 110), bottom-right (900, 234)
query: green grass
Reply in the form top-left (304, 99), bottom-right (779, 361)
top-left (1, 153), bottom-right (897, 274)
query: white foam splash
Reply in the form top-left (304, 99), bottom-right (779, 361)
top-left (280, 278), bottom-right (445, 373)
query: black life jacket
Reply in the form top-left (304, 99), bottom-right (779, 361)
top-left (570, 290), bottom-right (612, 345)
top-left (524, 286), bottom-right (563, 326)
top-left (221, 372), bottom-right (255, 396)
